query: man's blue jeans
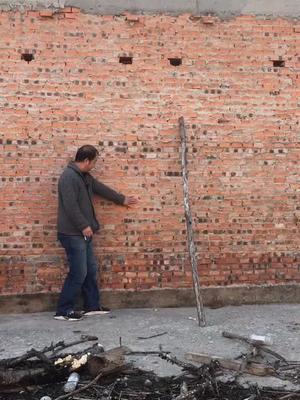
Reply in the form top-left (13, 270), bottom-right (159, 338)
top-left (56, 233), bottom-right (100, 315)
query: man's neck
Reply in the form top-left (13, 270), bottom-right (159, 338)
top-left (74, 161), bottom-right (86, 172)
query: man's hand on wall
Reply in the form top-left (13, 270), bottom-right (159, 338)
top-left (123, 196), bottom-right (138, 207)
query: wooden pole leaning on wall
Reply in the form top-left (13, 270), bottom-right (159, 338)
top-left (179, 116), bottom-right (206, 327)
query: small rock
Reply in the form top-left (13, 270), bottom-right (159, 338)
top-left (144, 379), bottom-right (152, 387)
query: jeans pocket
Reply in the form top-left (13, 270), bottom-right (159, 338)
top-left (58, 234), bottom-right (85, 250)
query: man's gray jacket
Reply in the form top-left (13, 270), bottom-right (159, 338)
top-left (57, 162), bottom-right (125, 235)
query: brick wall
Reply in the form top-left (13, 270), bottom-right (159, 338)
top-left (0, 9), bottom-right (300, 296)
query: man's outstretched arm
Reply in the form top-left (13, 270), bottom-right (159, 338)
top-left (92, 177), bottom-right (138, 206)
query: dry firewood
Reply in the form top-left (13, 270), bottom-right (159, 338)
top-left (258, 346), bottom-right (287, 364)
top-left (279, 393), bottom-right (300, 400)
top-left (137, 331), bottom-right (168, 340)
top-left (0, 337), bottom-right (102, 390)
top-left (51, 335), bottom-right (98, 355)
top-left (0, 366), bottom-right (47, 387)
top-left (222, 331), bottom-right (287, 363)
top-left (185, 352), bottom-right (275, 377)
top-left (129, 350), bottom-right (170, 355)
top-left (159, 351), bottom-right (201, 375)
top-left (235, 346), bottom-right (257, 377)
top-left (0, 335), bottom-right (98, 368)
top-left (1, 348), bottom-right (53, 368)
top-left (87, 346), bottom-right (130, 377)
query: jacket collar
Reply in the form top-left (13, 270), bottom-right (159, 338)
top-left (67, 161), bottom-right (85, 178)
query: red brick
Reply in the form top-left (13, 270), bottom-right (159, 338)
top-left (39, 10), bottom-right (54, 18)
top-left (63, 13), bottom-right (77, 19)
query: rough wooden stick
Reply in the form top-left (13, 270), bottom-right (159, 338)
top-left (222, 331), bottom-right (287, 363)
top-left (179, 116), bottom-right (206, 327)
top-left (185, 352), bottom-right (275, 376)
top-left (235, 345), bottom-right (256, 378)
top-left (137, 332), bottom-right (168, 340)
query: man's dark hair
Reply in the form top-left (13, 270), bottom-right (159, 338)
top-left (75, 145), bottom-right (99, 162)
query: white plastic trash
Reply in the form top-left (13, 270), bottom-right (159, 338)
top-left (63, 372), bottom-right (80, 393)
top-left (249, 334), bottom-right (273, 345)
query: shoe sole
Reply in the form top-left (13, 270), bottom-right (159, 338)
top-left (84, 311), bottom-right (110, 316)
top-left (54, 316), bottom-right (83, 321)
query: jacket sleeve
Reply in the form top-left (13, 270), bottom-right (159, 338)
top-left (91, 177), bottom-right (125, 205)
top-left (59, 174), bottom-right (90, 231)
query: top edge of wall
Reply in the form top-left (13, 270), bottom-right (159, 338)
top-left (0, 0), bottom-right (300, 18)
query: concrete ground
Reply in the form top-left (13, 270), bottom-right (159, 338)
top-left (1, 304), bottom-right (300, 390)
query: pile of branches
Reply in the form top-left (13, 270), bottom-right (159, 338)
top-left (2, 360), bottom-right (298, 400)
top-left (0, 335), bottom-right (101, 390)
top-left (0, 337), bottom-right (300, 400)
top-left (221, 331), bottom-right (300, 385)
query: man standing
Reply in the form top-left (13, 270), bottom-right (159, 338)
top-left (55, 145), bottom-right (137, 321)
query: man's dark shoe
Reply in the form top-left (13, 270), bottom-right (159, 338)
top-left (84, 307), bottom-right (111, 316)
top-left (54, 311), bottom-right (83, 321)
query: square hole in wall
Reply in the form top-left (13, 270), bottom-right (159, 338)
top-left (168, 58), bottom-right (182, 66)
top-left (21, 53), bottom-right (34, 63)
top-left (273, 60), bottom-right (285, 68)
top-left (21, 53), bottom-right (35, 63)
top-left (119, 56), bottom-right (133, 64)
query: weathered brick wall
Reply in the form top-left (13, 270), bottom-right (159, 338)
top-left (1, 9), bottom-right (300, 295)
